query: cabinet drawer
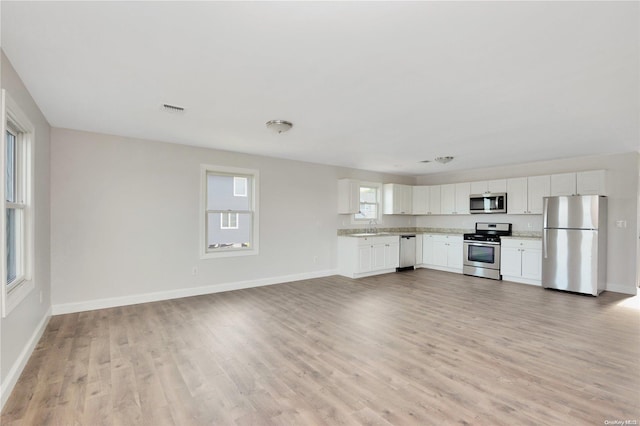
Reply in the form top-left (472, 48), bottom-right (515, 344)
top-left (501, 239), bottom-right (541, 250)
top-left (357, 236), bottom-right (399, 246)
top-left (432, 234), bottom-right (462, 242)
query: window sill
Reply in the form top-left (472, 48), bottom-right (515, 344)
top-left (201, 248), bottom-right (259, 259)
top-left (3, 279), bottom-right (34, 317)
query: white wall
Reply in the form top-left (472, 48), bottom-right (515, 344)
top-left (0, 52), bottom-right (51, 405)
top-left (50, 128), bottom-right (412, 311)
top-left (415, 152), bottom-right (639, 294)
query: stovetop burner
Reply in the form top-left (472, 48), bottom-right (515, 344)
top-left (463, 222), bottom-right (512, 243)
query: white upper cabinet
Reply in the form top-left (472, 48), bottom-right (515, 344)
top-left (470, 179), bottom-right (507, 195)
top-left (412, 186), bottom-right (429, 215)
top-left (440, 184), bottom-right (456, 215)
top-left (338, 178), bottom-right (359, 214)
top-left (550, 173), bottom-right (576, 196)
top-left (577, 170), bottom-right (606, 195)
top-left (551, 170), bottom-right (606, 196)
top-left (412, 185), bottom-right (441, 215)
top-left (383, 184), bottom-right (412, 215)
top-left (527, 175), bottom-right (551, 214)
top-left (454, 182), bottom-right (471, 215)
top-left (441, 183), bottom-right (470, 215)
top-left (428, 186), bottom-right (442, 215)
top-left (507, 175), bottom-right (550, 214)
top-left (506, 177), bottom-right (527, 214)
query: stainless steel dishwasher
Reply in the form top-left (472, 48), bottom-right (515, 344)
top-left (398, 234), bottom-right (416, 271)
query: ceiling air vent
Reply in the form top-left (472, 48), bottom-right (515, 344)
top-left (162, 103), bottom-right (185, 113)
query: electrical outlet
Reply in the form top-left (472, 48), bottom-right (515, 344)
top-left (192, 267), bottom-right (198, 276)
top-left (616, 220), bottom-right (627, 228)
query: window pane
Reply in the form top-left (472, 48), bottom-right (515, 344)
top-left (233, 177), bottom-right (247, 197)
top-left (6, 130), bottom-right (16, 203)
top-left (208, 212), bottom-right (252, 249)
top-left (355, 203), bottom-right (377, 220)
top-left (359, 186), bottom-right (376, 203)
top-left (207, 174), bottom-right (251, 210)
top-left (6, 208), bottom-right (20, 284)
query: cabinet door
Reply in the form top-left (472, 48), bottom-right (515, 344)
top-left (447, 242), bottom-right (463, 269)
top-left (527, 175), bottom-right (551, 214)
top-left (428, 186), bottom-right (441, 214)
top-left (500, 247), bottom-right (522, 277)
top-left (487, 179), bottom-right (507, 194)
top-left (440, 184), bottom-right (456, 215)
top-left (357, 245), bottom-right (372, 273)
top-left (577, 170), bottom-right (606, 195)
top-left (422, 235), bottom-right (435, 264)
top-left (400, 184), bottom-right (413, 214)
top-left (412, 186), bottom-right (429, 215)
top-left (550, 173), bottom-right (576, 196)
top-left (506, 177), bottom-right (527, 214)
top-left (470, 181), bottom-right (488, 195)
top-left (433, 241), bottom-right (448, 266)
top-left (371, 244), bottom-right (386, 271)
top-left (338, 179), bottom-right (359, 214)
top-left (521, 249), bottom-right (542, 280)
top-left (385, 242), bottom-right (400, 269)
top-left (454, 183), bottom-right (471, 214)
top-left (371, 243), bottom-right (386, 271)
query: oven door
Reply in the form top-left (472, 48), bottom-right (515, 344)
top-left (464, 241), bottom-right (501, 269)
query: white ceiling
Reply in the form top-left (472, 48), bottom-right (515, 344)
top-left (2, 1), bottom-right (638, 176)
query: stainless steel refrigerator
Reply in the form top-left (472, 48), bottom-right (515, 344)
top-left (542, 195), bottom-right (607, 296)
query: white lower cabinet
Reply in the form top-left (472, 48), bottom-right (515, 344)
top-left (500, 238), bottom-right (542, 285)
top-left (339, 235), bottom-right (400, 278)
top-left (420, 234), bottom-right (463, 273)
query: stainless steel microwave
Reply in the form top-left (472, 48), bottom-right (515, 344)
top-left (469, 193), bottom-right (507, 214)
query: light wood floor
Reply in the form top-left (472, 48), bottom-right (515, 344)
top-left (2, 269), bottom-right (639, 425)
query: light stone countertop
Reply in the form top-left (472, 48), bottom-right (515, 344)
top-left (338, 227), bottom-right (470, 237)
top-left (339, 228), bottom-right (541, 239)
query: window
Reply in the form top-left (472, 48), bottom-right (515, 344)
top-left (220, 212), bottom-right (239, 229)
top-left (233, 176), bottom-right (247, 197)
top-left (2, 90), bottom-right (34, 317)
top-left (354, 183), bottom-right (381, 221)
top-left (201, 165), bottom-right (259, 258)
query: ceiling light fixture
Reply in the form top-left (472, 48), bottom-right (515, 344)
top-left (434, 156), bottom-right (454, 164)
top-left (266, 120), bottom-right (293, 134)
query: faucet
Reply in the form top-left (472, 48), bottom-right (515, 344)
top-left (368, 220), bottom-right (378, 234)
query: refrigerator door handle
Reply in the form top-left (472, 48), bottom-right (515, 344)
top-left (543, 229), bottom-right (548, 259)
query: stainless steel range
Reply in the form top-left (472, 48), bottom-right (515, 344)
top-left (463, 222), bottom-right (512, 280)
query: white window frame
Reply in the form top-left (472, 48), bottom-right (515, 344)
top-left (1, 90), bottom-right (35, 317)
top-left (233, 176), bottom-right (248, 197)
top-left (352, 181), bottom-right (382, 224)
top-left (200, 164), bottom-right (259, 259)
top-left (220, 212), bottom-right (239, 229)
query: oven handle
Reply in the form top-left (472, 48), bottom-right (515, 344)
top-left (464, 241), bottom-right (501, 246)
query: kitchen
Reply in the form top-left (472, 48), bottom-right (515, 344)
top-left (338, 159), bottom-right (637, 296)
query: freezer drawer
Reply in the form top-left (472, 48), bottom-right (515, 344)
top-left (542, 228), bottom-right (602, 295)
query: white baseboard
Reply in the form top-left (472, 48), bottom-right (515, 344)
top-left (1, 306), bottom-right (51, 410)
top-left (52, 269), bottom-right (338, 315)
top-left (606, 282), bottom-right (637, 295)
